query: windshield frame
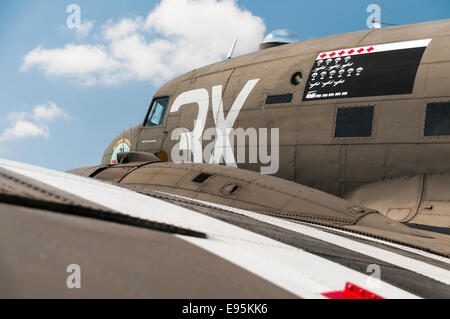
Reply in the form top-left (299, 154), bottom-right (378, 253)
top-left (142, 96), bottom-right (170, 127)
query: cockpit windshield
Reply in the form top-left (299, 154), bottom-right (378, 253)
top-left (145, 97), bottom-right (169, 127)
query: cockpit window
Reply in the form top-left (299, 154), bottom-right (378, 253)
top-left (145, 97), bottom-right (169, 127)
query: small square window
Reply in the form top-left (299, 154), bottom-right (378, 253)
top-left (334, 106), bottom-right (374, 138)
top-left (266, 94), bottom-right (293, 104)
top-left (424, 102), bottom-right (450, 136)
top-left (145, 97), bottom-right (169, 127)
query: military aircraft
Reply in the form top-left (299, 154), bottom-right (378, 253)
top-left (92, 19), bottom-right (450, 233)
top-left (1, 19), bottom-right (450, 299)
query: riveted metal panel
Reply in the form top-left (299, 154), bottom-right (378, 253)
top-left (295, 145), bottom-right (341, 194)
top-left (345, 144), bottom-right (386, 183)
top-left (376, 99), bottom-right (423, 143)
top-left (296, 104), bottom-right (335, 145)
top-left (424, 62), bottom-right (450, 98)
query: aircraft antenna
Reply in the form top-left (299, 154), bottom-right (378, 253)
top-left (380, 22), bottom-right (399, 26)
top-left (226, 37), bottom-right (238, 60)
top-left (371, 19), bottom-right (382, 29)
top-left (372, 19), bottom-right (399, 28)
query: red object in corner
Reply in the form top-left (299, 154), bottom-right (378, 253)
top-left (322, 282), bottom-right (384, 299)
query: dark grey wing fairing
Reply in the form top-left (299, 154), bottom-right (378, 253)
top-left (70, 161), bottom-right (450, 258)
top-left (0, 169), bottom-right (299, 298)
top-left (0, 167), bottom-right (205, 239)
top-left (0, 204), bottom-right (296, 298)
top-left (1, 164), bottom-right (449, 298)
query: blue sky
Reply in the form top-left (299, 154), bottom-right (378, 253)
top-left (0, 0), bottom-right (449, 171)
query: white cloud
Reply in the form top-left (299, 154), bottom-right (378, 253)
top-left (75, 20), bottom-right (94, 39)
top-left (0, 121), bottom-right (49, 141)
top-left (102, 17), bottom-right (144, 41)
top-left (33, 102), bottom-right (70, 122)
top-left (21, 0), bottom-right (266, 86)
top-left (21, 44), bottom-right (120, 85)
top-left (0, 103), bottom-right (69, 142)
